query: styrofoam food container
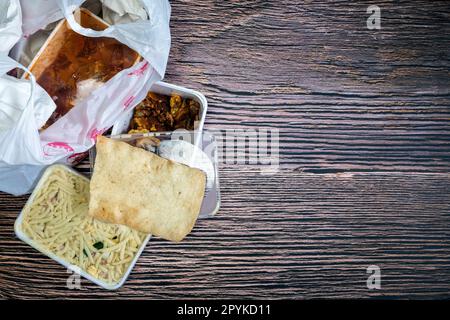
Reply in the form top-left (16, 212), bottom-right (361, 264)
top-left (111, 81), bottom-right (208, 148)
top-left (14, 164), bottom-right (151, 290)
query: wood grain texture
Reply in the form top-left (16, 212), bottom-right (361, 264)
top-left (1, 169), bottom-right (450, 299)
top-left (167, 0), bottom-right (450, 173)
top-left (1, 0), bottom-right (450, 299)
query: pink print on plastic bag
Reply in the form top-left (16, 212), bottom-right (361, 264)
top-left (67, 151), bottom-right (89, 165)
top-left (88, 128), bottom-right (107, 143)
top-left (123, 96), bottom-right (135, 110)
top-left (43, 142), bottom-right (74, 157)
top-left (128, 61), bottom-right (149, 76)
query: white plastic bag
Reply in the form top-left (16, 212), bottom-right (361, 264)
top-left (21, 0), bottom-right (171, 76)
top-left (0, 0), bottom-right (22, 54)
top-left (0, 55), bottom-right (60, 162)
top-left (100, 0), bottom-right (148, 25)
top-left (0, 70), bottom-right (56, 132)
top-left (0, 0), bottom-right (171, 195)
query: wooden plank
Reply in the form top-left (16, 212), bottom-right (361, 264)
top-left (1, 169), bottom-right (449, 298)
top-left (164, 0), bottom-right (450, 173)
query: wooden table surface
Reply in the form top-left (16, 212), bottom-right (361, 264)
top-left (1, 0), bottom-right (450, 299)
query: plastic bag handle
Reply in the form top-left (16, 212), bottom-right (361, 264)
top-left (59, 0), bottom-right (151, 38)
top-left (0, 55), bottom-right (36, 114)
top-left (60, 1), bottom-right (114, 38)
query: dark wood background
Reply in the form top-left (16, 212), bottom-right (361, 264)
top-left (1, 0), bottom-right (450, 299)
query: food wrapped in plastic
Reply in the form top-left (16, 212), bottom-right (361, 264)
top-left (26, 8), bottom-right (141, 128)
